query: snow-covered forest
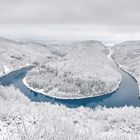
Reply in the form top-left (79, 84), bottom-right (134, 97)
top-left (26, 41), bottom-right (121, 99)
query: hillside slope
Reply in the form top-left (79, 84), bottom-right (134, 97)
top-left (0, 37), bottom-right (53, 76)
top-left (26, 41), bottom-right (121, 99)
top-left (112, 41), bottom-right (140, 96)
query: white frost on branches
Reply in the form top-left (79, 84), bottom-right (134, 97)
top-left (0, 86), bottom-right (140, 140)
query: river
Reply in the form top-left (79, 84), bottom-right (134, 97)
top-left (0, 48), bottom-right (140, 108)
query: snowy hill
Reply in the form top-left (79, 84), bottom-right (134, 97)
top-left (26, 41), bottom-right (121, 99)
top-left (0, 37), bottom-right (53, 76)
top-left (112, 41), bottom-right (140, 96)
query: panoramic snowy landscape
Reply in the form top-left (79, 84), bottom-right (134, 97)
top-left (1, 0), bottom-right (140, 139)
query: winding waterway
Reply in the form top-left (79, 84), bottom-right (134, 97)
top-left (0, 49), bottom-right (140, 108)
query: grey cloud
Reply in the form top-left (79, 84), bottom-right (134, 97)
top-left (0, 0), bottom-right (140, 26)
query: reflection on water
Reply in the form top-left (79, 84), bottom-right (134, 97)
top-left (0, 66), bottom-right (140, 108)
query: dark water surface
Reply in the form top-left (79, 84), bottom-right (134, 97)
top-left (0, 65), bottom-right (140, 108)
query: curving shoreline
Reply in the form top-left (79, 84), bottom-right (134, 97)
top-left (23, 77), bottom-right (121, 100)
top-left (112, 59), bottom-right (140, 97)
top-left (0, 64), bottom-right (32, 79)
top-left (109, 48), bottom-right (140, 97)
top-left (108, 48), bottom-right (140, 97)
top-left (22, 48), bottom-right (122, 100)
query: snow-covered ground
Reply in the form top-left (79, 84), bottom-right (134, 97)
top-left (112, 41), bottom-right (140, 96)
top-left (0, 37), bottom-right (54, 77)
top-left (0, 85), bottom-right (140, 140)
top-left (0, 37), bottom-right (140, 139)
top-left (25, 41), bottom-right (121, 99)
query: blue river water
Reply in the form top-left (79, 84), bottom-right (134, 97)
top-left (0, 64), bottom-right (140, 108)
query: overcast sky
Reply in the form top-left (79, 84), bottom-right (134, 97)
top-left (0, 0), bottom-right (140, 43)
top-left (0, 0), bottom-right (139, 25)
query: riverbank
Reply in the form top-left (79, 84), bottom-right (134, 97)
top-left (109, 48), bottom-right (140, 97)
top-left (113, 62), bottom-right (140, 97)
top-left (112, 41), bottom-right (140, 97)
top-left (0, 64), bottom-right (32, 79)
top-left (23, 77), bottom-right (121, 100)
